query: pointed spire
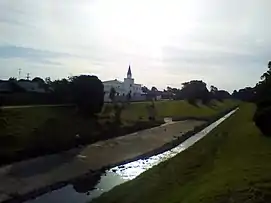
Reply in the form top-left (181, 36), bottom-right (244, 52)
top-left (127, 64), bottom-right (132, 78)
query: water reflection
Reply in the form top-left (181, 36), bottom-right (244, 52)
top-left (26, 172), bottom-right (126, 203)
top-left (109, 109), bottom-right (236, 180)
top-left (25, 109), bottom-right (237, 203)
top-left (72, 173), bottom-right (102, 193)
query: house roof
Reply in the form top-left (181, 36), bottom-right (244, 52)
top-left (103, 79), bottom-right (123, 84)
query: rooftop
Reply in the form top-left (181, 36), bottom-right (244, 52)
top-left (103, 79), bottom-right (123, 84)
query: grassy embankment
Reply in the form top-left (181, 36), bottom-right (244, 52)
top-left (92, 103), bottom-right (271, 203)
top-left (0, 100), bottom-right (237, 165)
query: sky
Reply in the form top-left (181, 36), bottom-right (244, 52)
top-left (0, 0), bottom-right (270, 92)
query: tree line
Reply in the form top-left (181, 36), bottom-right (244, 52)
top-left (0, 70), bottom-right (260, 118)
top-left (142, 80), bottom-right (256, 104)
top-left (1, 75), bottom-right (104, 117)
top-left (253, 61), bottom-right (271, 136)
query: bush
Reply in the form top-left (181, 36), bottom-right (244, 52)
top-left (253, 106), bottom-right (271, 136)
top-left (0, 96), bottom-right (6, 130)
top-left (187, 98), bottom-right (197, 106)
top-left (256, 99), bottom-right (271, 110)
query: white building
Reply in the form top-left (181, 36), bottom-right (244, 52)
top-left (103, 65), bottom-right (144, 102)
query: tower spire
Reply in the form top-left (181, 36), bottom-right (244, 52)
top-left (127, 64), bottom-right (132, 79)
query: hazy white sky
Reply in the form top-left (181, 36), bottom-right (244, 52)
top-left (0, 0), bottom-right (270, 92)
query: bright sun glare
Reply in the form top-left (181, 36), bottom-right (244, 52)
top-left (93, 0), bottom-right (201, 59)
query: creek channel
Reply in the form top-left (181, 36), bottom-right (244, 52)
top-left (25, 109), bottom-right (237, 203)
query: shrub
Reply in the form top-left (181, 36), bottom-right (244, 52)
top-left (253, 106), bottom-right (271, 136)
top-left (0, 96), bottom-right (7, 130)
top-left (70, 75), bottom-right (104, 116)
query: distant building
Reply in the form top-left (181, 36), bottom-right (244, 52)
top-left (103, 65), bottom-right (144, 102)
top-left (146, 90), bottom-right (163, 101)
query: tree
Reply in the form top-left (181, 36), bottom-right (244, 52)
top-left (254, 106), bottom-right (271, 136)
top-left (215, 90), bottom-right (231, 101)
top-left (166, 86), bottom-right (172, 91)
top-left (148, 86), bottom-right (158, 101)
top-left (167, 87), bottom-right (179, 94)
top-left (8, 77), bottom-right (17, 81)
top-left (260, 61), bottom-right (271, 81)
top-left (0, 96), bottom-right (7, 130)
top-left (232, 87), bottom-right (255, 102)
top-left (113, 103), bottom-right (124, 124)
top-left (109, 87), bottom-right (116, 102)
top-left (8, 80), bottom-right (25, 93)
top-left (32, 77), bottom-right (45, 88)
top-left (210, 86), bottom-right (231, 101)
top-left (50, 78), bottom-right (72, 103)
top-left (178, 80), bottom-right (210, 104)
top-left (253, 61), bottom-right (271, 136)
top-left (142, 86), bottom-right (149, 93)
top-left (166, 87), bottom-right (180, 100)
top-left (70, 75), bottom-right (104, 116)
top-left (151, 86), bottom-right (158, 92)
top-left (32, 77), bottom-right (44, 84)
top-left (42, 77), bottom-right (52, 92)
top-left (45, 77), bottom-right (52, 85)
top-left (147, 101), bottom-right (157, 121)
top-left (210, 85), bottom-right (218, 93)
top-left (255, 61), bottom-right (271, 106)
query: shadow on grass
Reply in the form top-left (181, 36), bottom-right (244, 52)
top-left (205, 101), bottom-right (219, 109)
top-left (187, 100), bottom-right (200, 108)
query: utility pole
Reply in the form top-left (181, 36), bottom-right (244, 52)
top-left (26, 73), bottom-right (31, 80)
top-left (18, 68), bottom-right (22, 80)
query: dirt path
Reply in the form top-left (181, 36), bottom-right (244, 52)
top-left (0, 120), bottom-right (204, 202)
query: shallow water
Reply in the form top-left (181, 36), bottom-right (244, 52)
top-left (26, 109), bottom-right (237, 203)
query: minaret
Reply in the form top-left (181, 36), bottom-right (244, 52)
top-left (127, 65), bottom-right (132, 79)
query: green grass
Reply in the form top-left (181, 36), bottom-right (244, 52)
top-left (92, 103), bottom-right (271, 203)
top-left (0, 100), bottom-right (238, 165)
top-left (0, 106), bottom-right (98, 158)
top-left (120, 99), bottom-right (238, 121)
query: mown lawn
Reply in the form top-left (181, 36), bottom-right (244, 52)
top-left (121, 99), bottom-right (238, 121)
top-left (92, 103), bottom-right (271, 203)
top-left (0, 100), bottom-right (238, 165)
